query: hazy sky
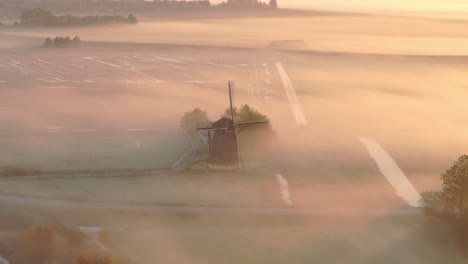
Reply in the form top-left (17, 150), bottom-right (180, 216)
top-left (213, 0), bottom-right (468, 15)
top-left (283, 0), bottom-right (468, 11)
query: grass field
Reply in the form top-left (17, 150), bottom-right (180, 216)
top-left (0, 205), bottom-right (465, 264)
top-left (0, 172), bottom-right (283, 207)
top-left (1, 39), bottom-right (465, 210)
top-left (0, 130), bottom-right (188, 170)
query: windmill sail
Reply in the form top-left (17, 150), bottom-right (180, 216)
top-left (228, 81), bottom-right (242, 169)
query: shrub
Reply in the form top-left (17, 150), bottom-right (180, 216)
top-left (21, 224), bottom-right (59, 263)
top-left (421, 191), bottom-right (445, 217)
top-left (77, 254), bottom-right (114, 264)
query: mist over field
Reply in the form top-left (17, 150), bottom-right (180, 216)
top-left (4, 14), bottom-right (468, 55)
top-left (1, 1), bottom-right (468, 263)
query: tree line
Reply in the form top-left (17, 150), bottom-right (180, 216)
top-left (43, 36), bottom-right (81, 49)
top-left (3, 0), bottom-right (278, 18)
top-left (217, 0), bottom-right (278, 10)
top-left (19, 0), bottom-right (212, 14)
top-left (20, 8), bottom-right (138, 27)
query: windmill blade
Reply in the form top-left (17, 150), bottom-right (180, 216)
top-left (228, 81), bottom-right (236, 125)
top-left (237, 120), bottom-right (269, 127)
top-left (197, 127), bottom-right (229, 132)
top-left (228, 81), bottom-right (242, 169)
top-left (234, 124), bottom-right (242, 169)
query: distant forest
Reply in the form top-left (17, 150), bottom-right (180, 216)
top-left (217, 0), bottom-right (278, 10)
top-left (19, 8), bottom-right (138, 27)
top-left (1, 0), bottom-right (278, 16)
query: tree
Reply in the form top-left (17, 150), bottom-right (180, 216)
top-left (53, 37), bottom-right (62, 48)
top-left (222, 105), bottom-right (271, 133)
top-left (19, 8), bottom-right (138, 27)
top-left (223, 104), bottom-right (270, 124)
top-left (53, 36), bottom-right (71, 48)
top-left (422, 155), bottom-right (468, 252)
top-left (220, 0), bottom-right (268, 10)
top-left (20, 8), bottom-right (55, 26)
top-left (422, 155), bottom-right (468, 216)
top-left (43, 37), bottom-right (53, 48)
top-left (181, 108), bottom-right (211, 137)
top-left (127, 14), bottom-right (138, 24)
top-left (64, 36), bottom-right (72, 47)
top-left (269, 0), bottom-right (278, 9)
top-left (72, 36), bottom-right (81, 48)
top-left (440, 155), bottom-right (468, 216)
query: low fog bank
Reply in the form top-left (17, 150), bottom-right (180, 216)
top-left (3, 13), bottom-right (468, 55)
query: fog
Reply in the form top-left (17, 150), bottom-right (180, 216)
top-left (6, 14), bottom-right (468, 55)
top-left (1, 4), bottom-right (468, 264)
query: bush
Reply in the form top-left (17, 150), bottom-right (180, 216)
top-left (21, 224), bottom-right (59, 263)
top-left (421, 191), bottom-right (445, 217)
top-left (77, 254), bottom-right (114, 264)
top-left (11, 224), bottom-right (118, 263)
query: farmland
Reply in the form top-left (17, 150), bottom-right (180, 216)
top-left (1, 43), bottom-right (467, 183)
top-left (1, 10), bottom-right (468, 264)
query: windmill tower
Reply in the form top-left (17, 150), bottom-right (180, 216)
top-left (198, 81), bottom-right (269, 170)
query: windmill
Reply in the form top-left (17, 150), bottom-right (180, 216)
top-left (197, 81), bottom-right (269, 170)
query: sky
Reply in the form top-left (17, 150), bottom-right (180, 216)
top-left (212, 0), bottom-right (468, 17)
top-left (283, 0), bottom-right (468, 12)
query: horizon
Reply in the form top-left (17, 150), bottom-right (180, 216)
top-left (210, 0), bottom-right (468, 18)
